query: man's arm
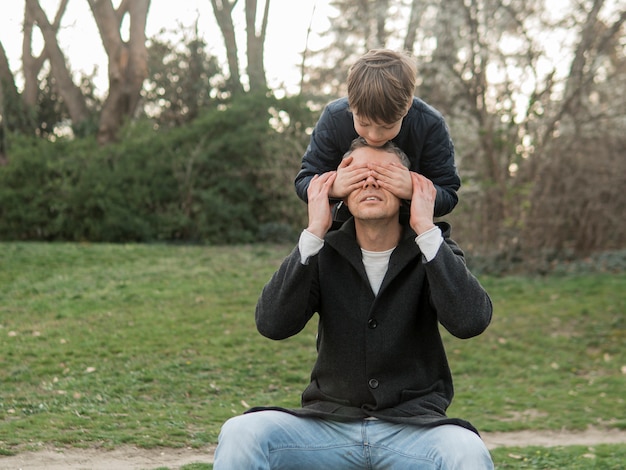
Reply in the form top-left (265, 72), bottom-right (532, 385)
top-left (424, 238), bottom-right (493, 339)
top-left (305, 172), bottom-right (338, 238)
top-left (255, 245), bottom-right (319, 340)
top-left (256, 172), bottom-right (337, 340)
top-left (408, 172), bottom-right (492, 338)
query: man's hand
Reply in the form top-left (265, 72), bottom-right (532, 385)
top-left (368, 161), bottom-right (412, 200)
top-left (306, 172), bottom-right (338, 238)
top-left (409, 172), bottom-right (437, 235)
top-left (329, 156), bottom-right (370, 199)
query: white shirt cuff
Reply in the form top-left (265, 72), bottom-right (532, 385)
top-left (415, 226), bottom-right (443, 262)
top-left (299, 230), bottom-right (324, 264)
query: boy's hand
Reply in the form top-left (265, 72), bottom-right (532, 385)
top-left (306, 172), bottom-right (337, 238)
top-left (329, 156), bottom-right (370, 199)
top-left (369, 161), bottom-right (412, 200)
top-left (409, 172), bottom-right (437, 235)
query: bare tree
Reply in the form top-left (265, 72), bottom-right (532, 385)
top-left (88, 0), bottom-right (151, 144)
top-left (210, 0), bottom-right (245, 94)
top-left (21, 0), bottom-right (70, 110)
top-left (523, 0), bottom-right (626, 254)
top-left (0, 0), bottom-right (151, 144)
top-left (0, 42), bottom-right (29, 139)
top-left (209, 0), bottom-right (270, 94)
top-left (245, 0), bottom-right (269, 92)
top-left (300, 0), bottom-right (393, 99)
top-left (402, 0), bottom-right (423, 54)
top-left (0, 0), bottom-right (78, 143)
top-left (297, 0), bottom-right (626, 255)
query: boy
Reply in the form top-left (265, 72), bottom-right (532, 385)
top-left (295, 49), bottom-right (460, 220)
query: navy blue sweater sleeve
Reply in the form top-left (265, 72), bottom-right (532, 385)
top-left (294, 99), bottom-right (357, 202)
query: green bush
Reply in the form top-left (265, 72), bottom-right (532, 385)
top-left (0, 94), bottom-right (310, 243)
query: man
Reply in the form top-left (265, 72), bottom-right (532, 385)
top-left (214, 138), bottom-right (494, 469)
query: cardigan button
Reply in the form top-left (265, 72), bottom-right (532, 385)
top-left (368, 378), bottom-right (379, 389)
top-left (368, 318), bottom-right (378, 329)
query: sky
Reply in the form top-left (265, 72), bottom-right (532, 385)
top-left (0, 0), bottom-right (335, 95)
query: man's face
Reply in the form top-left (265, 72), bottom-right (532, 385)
top-left (352, 113), bottom-right (403, 147)
top-left (344, 146), bottom-right (403, 222)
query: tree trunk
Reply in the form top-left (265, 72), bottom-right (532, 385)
top-left (25, 0), bottom-right (89, 126)
top-left (0, 42), bottom-right (16, 162)
top-left (88, 0), bottom-right (151, 144)
top-left (245, 0), bottom-right (269, 92)
top-left (0, 42), bottom-right (20, 116)
top-left (403, 0), bottom-right (422, 53)
top-left (0, 41), bottom-right (34, 138)
top-left (210, 0), bottom-right (245, 94)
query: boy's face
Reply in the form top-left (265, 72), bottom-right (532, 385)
top-left (352, 113), bottom-right (403, 147)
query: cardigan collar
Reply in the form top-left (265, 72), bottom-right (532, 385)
top-left (325, 218), bottom-right (422, 294)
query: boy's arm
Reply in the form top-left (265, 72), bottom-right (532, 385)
top-left (295, 101), bottom-right (356, 202)
top-left (421, 117), bottom-right (461, 217)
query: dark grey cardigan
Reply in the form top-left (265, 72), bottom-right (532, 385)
top-left (250, 220), bottom-right (492, 434)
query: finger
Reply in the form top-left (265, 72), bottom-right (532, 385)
top-left (412, 173), bottom-right (436, 201)
top-left (410, 172), bottom-right (421, 191)
top-left (347, 167), bottom-right (371, 181)
top-left (311, 172), bottom-right (337, 197)
top-left (338, 156), bottom-right (353, 169)
top-left (323, 171), bottom-right (337, 187)
top-left (308, 174), bottom-right (326, 197)
top-left (369, 161), bottom-right (404, 172)
top-left (316, 171), bottom-right (331, 182)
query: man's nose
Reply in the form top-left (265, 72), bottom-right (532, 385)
top-left (363, 173), bottom-right (379, 188)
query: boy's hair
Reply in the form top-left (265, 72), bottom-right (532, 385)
top-left (347, 49), bottom-right (417, 124)
top-left (344, 137), bottom-right (411, 169)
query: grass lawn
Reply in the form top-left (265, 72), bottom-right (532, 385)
top-left (1, 242), bottom-right (625, 468)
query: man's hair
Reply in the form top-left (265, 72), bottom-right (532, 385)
top-left (344, 137), bottom-right (411, 168)
top-left (347, 49), bottom-right (417, 124)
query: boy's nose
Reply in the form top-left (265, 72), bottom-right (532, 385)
top-left (367, 129), bottom-right (383, 141)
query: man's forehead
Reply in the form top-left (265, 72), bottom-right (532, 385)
top-left (351, 146), bottom-right (399, 163)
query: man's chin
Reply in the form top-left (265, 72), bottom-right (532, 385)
top-left (354, 210), bottom-right (395, 222)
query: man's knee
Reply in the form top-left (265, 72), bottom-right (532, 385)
top-left (215, 414), bottom-right (270, 469)
top-left (436, 426), bottom-right (493, 469)
top-left (218, 413), bottom-right (268, 448)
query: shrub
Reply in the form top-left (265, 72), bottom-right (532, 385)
top-left (0, 94), bottom-right (311, 243)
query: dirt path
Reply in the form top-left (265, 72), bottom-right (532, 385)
top-left (2, 428), bottom-right (626, 470)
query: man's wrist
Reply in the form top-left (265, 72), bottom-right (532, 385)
top-left (305, 224), bottom-right (328, 239)
top-left (412, 221), bottom-right (436, 236)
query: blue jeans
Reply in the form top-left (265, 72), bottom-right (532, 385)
top-left (214, 410), bottom-right (494, 469)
